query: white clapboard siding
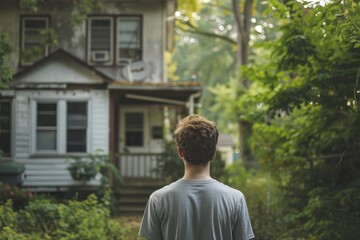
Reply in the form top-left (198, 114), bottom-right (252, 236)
top-left (13, 90), bottom-right (109, 189)
top-left (90, 91), bottom-right (109, 152)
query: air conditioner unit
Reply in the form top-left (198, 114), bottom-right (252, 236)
top-left (91, 51), bottom-right (110, 63)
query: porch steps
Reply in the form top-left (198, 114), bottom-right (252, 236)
top-left (114, 180), bottom-right (166, 216)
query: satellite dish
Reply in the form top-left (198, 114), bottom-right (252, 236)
top-left (122, 61), bottom-right (150, 82)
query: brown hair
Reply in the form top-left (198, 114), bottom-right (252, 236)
top-left (175, 115), bottom-right (219, 165)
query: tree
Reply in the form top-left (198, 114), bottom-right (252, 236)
top-left (241, 0), bottom-right (360, 238)
top-left (173, 0), bottom-right (272, 164)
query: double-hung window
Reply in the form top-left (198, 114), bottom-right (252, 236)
top-left (0, 99), bottom-right (12, 156)
top-left (67, 102), bottom-right (87, 153)
top-left (34, 101), bottom-right (88, 154)
top-left (36, 102), bottom-right (57, 151)
top-left (21, 16), bottom-right (50, 65)
top-left (88, 16), bottom-right (142, 65)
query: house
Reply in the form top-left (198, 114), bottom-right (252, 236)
top-left (0, 0), bottom-right (202, 191)
top-left (217, 134), bottom-right (235, 166)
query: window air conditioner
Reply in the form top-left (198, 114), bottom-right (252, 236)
top-left (91, 51), bottom-right (110, 63)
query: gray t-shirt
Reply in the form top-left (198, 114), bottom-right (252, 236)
top-left (139, 179), bottom-right (255, 240)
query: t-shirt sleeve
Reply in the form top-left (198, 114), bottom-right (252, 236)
top-left (233, 195), bottom-right (255, 240)
top-left (138, 194), bottom-right (163, 240)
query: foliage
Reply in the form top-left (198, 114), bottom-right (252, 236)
top-left (157, 141), bottom-right (226, 182)
top-left (222, 162), bottom-right (283, 239)
top-left (19, 0), bottom-right (39, 12)
top-left (72, 0), bottom-right (103, 25)
top-left (0, 33), bottom-right (13, 89)
top-left (0, 184), bottom-right (33, 211)
top-left (68, 151), bottom-right (122, 184)
top-left (67, 151), bottom-right (122, 210)
top-left (228, 0), bottom-right (360, 238)
top-left (0, 194), bottom-right (131, 240)
top-left (165, 51), bottom-right (179, 81)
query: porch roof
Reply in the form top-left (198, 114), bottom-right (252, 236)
top-left (109, 81), bottom-right (202, 90)
top-left (109, 81), bottom-right (202, 104)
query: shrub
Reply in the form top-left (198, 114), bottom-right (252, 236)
top-left (0, 184), bottom-right (33, 210)
top-left (222, 162), bottom-right (283, 239)
top-left (0, 194), bottom-right (130, 240)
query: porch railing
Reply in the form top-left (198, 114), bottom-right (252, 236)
top-left (117, 153), bottom-right (163, 179)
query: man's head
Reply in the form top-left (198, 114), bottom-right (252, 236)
top-left (175, 115), bottom-right (219, 165)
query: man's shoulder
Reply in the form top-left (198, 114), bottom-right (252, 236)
top-left (149, 180), bottom-right (182, 200)
top-left (211, 181), bottom-right (245, 198)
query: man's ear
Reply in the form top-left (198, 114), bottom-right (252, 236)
top-left (178, 147), bottom-right (184, 159)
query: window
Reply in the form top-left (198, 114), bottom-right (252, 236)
top-left (34, 101), bottom-right (88, 154)
top-left (88, 17), bottom-right (113, 65)
top-left (36, 103), bottom-right (57, 151)
top-left (0, 99), bottom-right (11, 156)
top-left (67, 102), bottom-right (87, 152)
top-left (117, 17), bottom-right (141, 65)
top-left (125, 112), bottom-right (144, 147)
top-left (21, 16), bottom-right (49, 65)
top-left (88, 16), bottom-right (142, 65)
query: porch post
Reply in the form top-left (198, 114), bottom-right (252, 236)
top-left (109, 91), bottom-right (118, 167)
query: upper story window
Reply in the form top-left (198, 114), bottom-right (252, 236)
top-left (21, 16), bottom-right (50, 66)
top-left (88, 16), bottom-right (142, 66)
top-left (0, 99), bottom-right (12, 157)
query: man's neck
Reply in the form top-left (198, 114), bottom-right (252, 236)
top-left (182, 161), bottom-right (212, 180)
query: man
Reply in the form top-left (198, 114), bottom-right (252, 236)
top-left (139, 115), bottom-right (255, 240)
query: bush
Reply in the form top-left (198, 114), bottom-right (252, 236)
top-left (0, 184), bottom-right (33, 210)
top-left (222, 162), bottom-right (283, 239)
top-left (0, 194), bottom-right (130, 240)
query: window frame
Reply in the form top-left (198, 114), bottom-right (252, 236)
top-left (20, 15), bottom-right (50, 66)
top-left (87, 16), bottom-right (114, 66)
top-left (116, 16), bottom-right (142, 65)
top-left (124, 112), bottom-right (144, 147)
top-left (31, 99), bottom-right (90, 155)
top-left (119, 106), bottom-right (148, 152)
top-left (87, 15), bottom-right (143, 66)
top-left (66, 101), bottom-right (88, 153)
top-left (34, 101), bottom-right (59, 154)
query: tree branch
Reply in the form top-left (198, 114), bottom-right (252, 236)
top-left (177, 20), bottom-right (236, 45)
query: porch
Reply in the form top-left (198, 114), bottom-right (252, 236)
top-left (118, 153), bottom-right (164, 179)
top-left (115, 152), bottom-right (168, 215)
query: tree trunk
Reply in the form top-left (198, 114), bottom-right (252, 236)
top-left (232, 0), bottom-right (253, 165)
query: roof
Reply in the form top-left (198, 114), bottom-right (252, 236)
top-left (13, 49), bottom-right (113, 84)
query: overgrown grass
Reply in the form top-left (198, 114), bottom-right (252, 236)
top-left (114, 216), bottom-right (143, 240)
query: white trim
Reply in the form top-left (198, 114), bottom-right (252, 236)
top-left (87, 99), bottom-right (92, 152)
top-left (58, 101), bottom-right (66, 153)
